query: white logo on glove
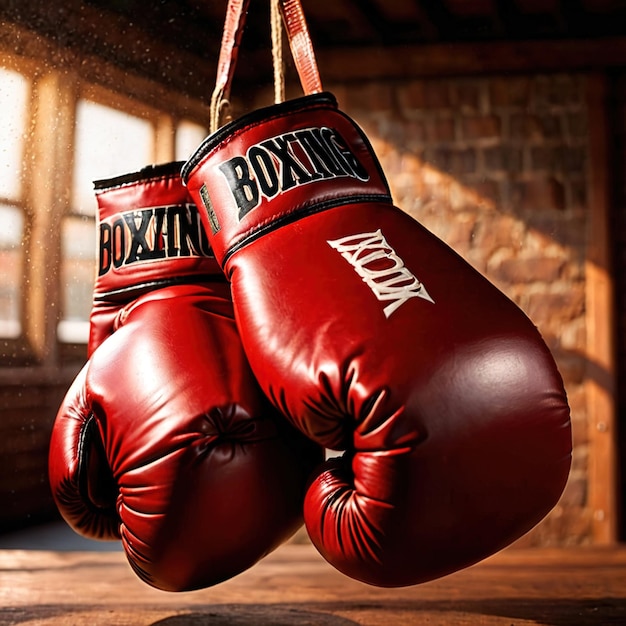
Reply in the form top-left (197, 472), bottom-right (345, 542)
top-left (328, 229), bottom-right (434, 318)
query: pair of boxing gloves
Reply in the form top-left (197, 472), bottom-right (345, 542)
top-left (49, 92), bottom-right (572, 592)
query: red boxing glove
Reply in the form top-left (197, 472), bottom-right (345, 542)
top-left (87, 161), bottom-right (222, 356)
top-left (183, 93), bottom-right (572, 587)
top-left (48, 162), bottom-right (322, 591)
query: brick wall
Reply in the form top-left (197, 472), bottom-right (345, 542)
top-left (0, 378), bottom-right (69, 532)
top-left (327, 74), bottom-right (591, 546)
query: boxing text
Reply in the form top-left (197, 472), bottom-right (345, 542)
top-left (98, 203), bottom-right (212, 275)
top-left (219, 126), bottom-right (370, 220)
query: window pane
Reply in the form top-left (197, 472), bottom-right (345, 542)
top-left (0, 204), bottom-right (24, 338)
top-left (58, 216), bottom-right (96, 344)
top-left (175, 120), bottom-right (208, 161)
top-left (72, 100), bottom-right (154, 216)
top-left (62, 100), bottom-right (154, 343)
top-left (0, 67), bottom-right (28, 201)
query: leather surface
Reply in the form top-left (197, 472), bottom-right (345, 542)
top-left (89, 162), bottom-right (223, 356)
top-left (49, 165), bottom-right (323, 591)
top-left (184, 94), bottom-right (573, 587)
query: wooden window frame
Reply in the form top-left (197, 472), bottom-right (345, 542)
top-left (586, 73), bottom-right (618, 543)
top-left (0, 28), bottom-right (210, 383)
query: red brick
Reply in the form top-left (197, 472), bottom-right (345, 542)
top-left (399, 80), bottom-right (427, 110)
top-left (532, 74), bottom-right (583, 107)
top-left (342, 83), bottom-right (393, 113)
top-left (483, 145), bottom-right (524, 172)
top-left (526, 287), bottom-right (585, 323)
top-left (509, 114), bottom-right (562, 141)
top-left (530, 146), bottom-right (553, 171)
top-left (425, 147), bottom-right (476, 174)
top-left (461, 115), bottom-right (501, 140)
top-left (442, 212), bottom-right (478, 248)
top-left (423, 80), bottom-right (451, 109)
top-left (425, 117), bottom-right (456, 142)
top-left (451, 80), bottom-right (482, 112)
top-left (567, 112), bottom-right (588, 138)
top-left (368, 84), bottom-right (395, 112)
top-left (472, 214), bottom-right (523, 253)
top-left (525, 211), bottom-right (587, 248)
top-left (490, 77), bottom-right (531, 107)
top-left (492, 256), bottom-right (566, 284)
top-left (569, 180), bottom-right (588, 209)
top-left (471, 179), bottom-right (502, 207)
top-left (400, 80), bottom-right (451, 111)
top-left (404, 119), bottom-right (427, 144)
top-left (512, 177), bottom-right (566, 211)
top-left (531, 146), bottom-right (587, 173)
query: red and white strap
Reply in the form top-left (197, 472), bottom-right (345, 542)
top-left (210, 0), bottom-right (323, 133)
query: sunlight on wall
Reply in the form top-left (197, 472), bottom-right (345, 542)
top-left (370, 136), bottom-right (582, 361)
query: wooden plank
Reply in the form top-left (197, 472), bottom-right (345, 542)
top-left (0, 2), bottom-right (220, 106)
top-left (155, 114), bottom-right (177, 164)
top-left (21, 70), bottom-right (78, 366)
top-left (585, 73), bottom-right (618, 543)
top-left (315, 36), bottom-right (626, 83)
top-left (5, 8), bottom-right (626, 92)
top-left (0, 543), bottom-right (625, 625)
top-left (0, 24), bottom-right (212, 125)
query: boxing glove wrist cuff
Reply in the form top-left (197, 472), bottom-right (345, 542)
top-left (94, 161), bottom-right (222, 301)
top-left (182, 93), bottom-right (392, 269)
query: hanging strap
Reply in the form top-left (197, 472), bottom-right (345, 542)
top-left (270, 0), bottom-right (285, 104)
top-left (210, 0), bottom-right (323, 133)
top-left (279, 0), bottom-right (322, 97)
top-left (209, 0), bottom-right (250, 133)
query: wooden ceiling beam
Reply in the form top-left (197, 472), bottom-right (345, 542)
top-left (493, 0), bottom-right (529, 38)
top-left (314, 36), bottom-right (626, 83)
top-left (4, 2), bottom-right (626, 97)
top-left (413, 0), bottom-right (459, 39)
top-left (0, 1), bottom-right (220, 103)
top-left (347, 0), bottom-right (395, 45)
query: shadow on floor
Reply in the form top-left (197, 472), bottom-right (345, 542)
top-left (0, 521), bottom-right (121, 551)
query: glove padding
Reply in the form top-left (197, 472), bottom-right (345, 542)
top-left (49, 163), bottom-right (322, 591)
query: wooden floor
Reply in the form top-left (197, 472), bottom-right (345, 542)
top-left (1, 541), bottom-right (625, 625)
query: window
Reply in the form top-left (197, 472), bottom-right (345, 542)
top-left (0, 67), bottom-right (29, 339)
top-left (58, 100), bottom-right (208, 344)
top-left (175, 119), bottom-right (209, 162)
top-left (0, 55), bottom-right (208, 361)
top-left (58, 100), bottom-right (155, 344)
